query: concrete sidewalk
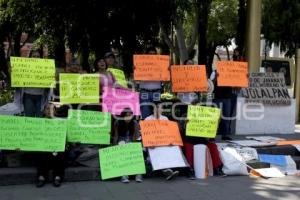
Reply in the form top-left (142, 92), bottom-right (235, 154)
top-left (1, 176), bottom-right (299, 200)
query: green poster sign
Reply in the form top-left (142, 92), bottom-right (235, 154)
top-left (59, 73), bottom-right (99, 104)
top-left (107, 68), bottom-right (127, 87)
top-left (99, 143), bottom-right (146, 180)
top-left (0, 115), bottom-right (66, 152)
top-left (186, 105), bottom-right (221, 138)
top-left (67, 109), bottom-right (111, 144)
top-left (10, 57), bottom-right (56, 88)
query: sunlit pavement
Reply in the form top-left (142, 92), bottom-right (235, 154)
top-left (1, 176), bottom-right (299, 200)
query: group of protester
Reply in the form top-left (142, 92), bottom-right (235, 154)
top-left (1, 46), bottom-right (240, 188)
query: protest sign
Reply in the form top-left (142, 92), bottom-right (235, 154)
top-left (216, 61), bottom-right (248, 87)
top-left (133, 55), bottom-right (170, 81)
top-left (10, 57), bottom-right (55, 88)
top-left (0, 115), bottom-right (66, 152)
top-left (140, 120), bottom-right (183, 147)
top-left (258, 154), bottom-right (287, 166)
top-left (107, 68), bottom-right (127, 87)
top-left (99, 143), bottom-right (146, 180)
top-left (67, 109), bottom-right (111, 144)
top-left (186, 105), bottom-right (221, 138)
top-left (171, 65), bottom-right (208, 92)
top-left (102, 86), bottom-right (140, 115)
top-left (148, 146), bottom-right (188, 170)
top-left (241, 73), bottom-right (291, 105)
top-left (59, 73), bottom-right (99, 104)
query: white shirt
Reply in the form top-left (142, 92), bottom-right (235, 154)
top-left (145, 114), bottom-right (168, 120)
top-left (139, 81), bottom-right (162, 90)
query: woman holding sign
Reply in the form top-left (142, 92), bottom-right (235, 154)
top-left (114, 108), bottom-right (143, 183)
top-left (14, 50), bottom-right (52, 117)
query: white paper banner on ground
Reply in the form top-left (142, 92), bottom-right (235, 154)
top-left (218, 147), bottom-right (249, 175)
top-left (148, 146), bottom-right (188, 171)
top-left (246, 136), bottom-right (285, 142)
top-left (293, 144), bottom-right (300, 152)
top-left (235, 147), bottom-right (258, 162)
top-left (271, 156), bottom-right (297, 175)
top-left (230, 140), bottom-right (277, 147)
top-left (193, 144), bottom-right (213, 179)
top-left (255, 168), bottom-right (285, 178)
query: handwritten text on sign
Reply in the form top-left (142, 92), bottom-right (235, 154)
top-left (186, 105), bottom-right (221, 138)
top-left (107, 68), bottom-right (127, 87)
top-left (59, 73), bottom-right (99, 104)
top-left (133, 55), bottom-right (170, 81)
top-left (242, 73), bottom-right (291, 105)
top-left (10, 57), bottom-right (55, 88)
top-left (102, 86), bottom-right (140, 115)
top-left (216, 61), bottom-right (248, 87)
top-left (0, 115), bottom-right (66, 152)
top-left (67, 109), bottom-right (111, 144)
top-left (171, 65), bottom-right (208, 92)
top-left (99, 143), bottom-right (146, 180)
top-left (140, 120), bottom-right (183, 147)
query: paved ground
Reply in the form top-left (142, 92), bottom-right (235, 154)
top-left (0, 176), bottom-right (299, 200)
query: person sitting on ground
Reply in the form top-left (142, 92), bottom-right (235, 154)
top-left (144, 102), bottom-right (180, 180)
top-left (35, 103), bottom-right (65, 188)
top-left (113, 108), bottom-right (143, 183)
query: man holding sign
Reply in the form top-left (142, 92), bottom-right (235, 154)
top-left (210, 61), bottom-right (249, 140)
top-left (134, 47), bottom-right (170, 119)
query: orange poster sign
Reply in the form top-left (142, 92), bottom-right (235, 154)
top-left (140, 120), bottom-right (183, 147)
top-left (216, 61), bottom-right (249, 87)
top-left (133, 55), bottom-right (170, 81)
top-left (171, 65), bottom-right (208, 92)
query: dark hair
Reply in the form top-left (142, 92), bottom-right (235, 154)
top-left (94, 57), bottom-right (107, 69)
top-left (29, 49), bottom-right (41, 58)
top-left (184, 59), bottom-right (193, 65)
top-left (117, 108), bottom-right (135, 136)
top-left (104, 52), bottom-right (115, 59)
top-left (146, 46), bottom-right (157, 54)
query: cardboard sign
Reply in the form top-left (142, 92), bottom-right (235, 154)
top-left (148, 146), bottom-right (188, 170)
top-left (10, 57), bottom-right (55, 88)
top-left (242, 73), bottom-right (291, 105)
top-left (258, 154), bottom-right (287, 166)
top-left (216, 61), bottom-right (248, 87)
top-left (102, 86), bottom-right (140, 115)
top-left (186, 105), bottom-right (221, 138)
top-left (67, 109), bottom-right (111, 144)
top-left (99, 143), bottom-right (146, 180)
top-left (140, 120), bottom-right (183, 147)
top-left (171, 65), bottom-right (208, 92)
top-left (0, 115), bottom-right (66, 152)
top-left (133, 55), bottom-right (170, 81)
top-left (59, 73), bottom-right (99, 104)
top-left (107, 68), bottom-right (127, 87)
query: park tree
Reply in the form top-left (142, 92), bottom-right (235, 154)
top-left (262, 0), bottom-right (300, 57)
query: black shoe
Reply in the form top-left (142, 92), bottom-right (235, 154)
top-left (214, 167), bottom-right (225, 176)
top-left (53, 176), bottom-right (62, 187)
top-left (187, 169), bottom-right (196, 180)
top-left (221, 136), bottom-right (232, 141)
top-left (36, 177), bottom-right (46, 188)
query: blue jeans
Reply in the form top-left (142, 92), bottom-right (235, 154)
top-left (140, 90), bottom-right (161, 119)
top-left (214, 98), bottom-right (232, 136)
top-left (23, 93), bottom-right (43, 117)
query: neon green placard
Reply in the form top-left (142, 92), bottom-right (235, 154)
top-left (10, 57), bottom-right (56, 88)
top-left (186, 105), bottom-right (221, 138)
top-left (99, 143), bottom-right (146, 180)
top-left (0, 115), bottom-right (66, 152)
top-left (59, 73), bottom-right (99, 104)
top-left (107, 68), bottom-right (127, 87)
top-left (67, 109), bottom-right (111, 144)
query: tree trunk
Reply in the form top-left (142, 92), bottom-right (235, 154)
top-left (236, 0), bottom-right (247, 55)
top-left (175, 20), bottom-right (188, 64)
top-left (53, 37), bottom-right (66, 69)
top-left (80, 34), bottom-right (90, 72)
top-left (225, 46), bottom-right (231, 60)
top-left (197, 0), bottom-right (212, 72)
